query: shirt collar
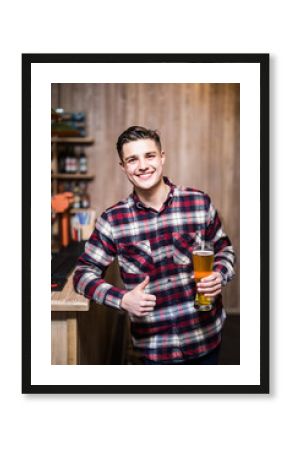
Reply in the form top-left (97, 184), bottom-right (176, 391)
top-left (129, 176), bottom-right (176, 210)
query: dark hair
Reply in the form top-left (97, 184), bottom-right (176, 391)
top-left (116, 126), bottom-right (161, 160)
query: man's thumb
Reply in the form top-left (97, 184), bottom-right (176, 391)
top-left (138, 275), bottom-right (150, 290)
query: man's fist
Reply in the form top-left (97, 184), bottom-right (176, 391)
top-left (121, 276), bottom-right (156, 317)
top-left (193, 271), bottom-right (223, 298)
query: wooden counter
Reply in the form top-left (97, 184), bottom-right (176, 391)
top-left (51, 268), bottom-right (130, 365)
top-left (51, 274), bottom-right (89, 312)
top-left (51, 273), bottom-right (89, 365)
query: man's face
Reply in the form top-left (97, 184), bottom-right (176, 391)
top-left (120, 139), bottom-right (165, 191)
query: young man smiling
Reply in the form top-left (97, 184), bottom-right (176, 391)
top-left (73, 126), bottom-right (235, 364)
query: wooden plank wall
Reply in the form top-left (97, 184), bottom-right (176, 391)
top-left (52, 83), bottom-right (240, 313)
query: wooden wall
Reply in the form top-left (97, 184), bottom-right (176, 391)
top-left (52, 83), bottom-right (240, 314)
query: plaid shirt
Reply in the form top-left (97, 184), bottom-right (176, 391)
top-left (73, 177), bottom-right (235, 363)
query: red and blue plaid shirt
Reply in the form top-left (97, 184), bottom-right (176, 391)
top-left (73, 177), bottom-right (235, 363)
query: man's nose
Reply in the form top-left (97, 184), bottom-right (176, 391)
top-left (138, 158), bottom-right (149, 170)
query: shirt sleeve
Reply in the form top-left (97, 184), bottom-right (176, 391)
top-left (205, 195), bottom-right (236, 286)
top-left (73, 211), bottom-right (127, 310)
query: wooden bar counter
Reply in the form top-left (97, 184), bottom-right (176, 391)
top-left (51, 266), bottom-right (130, 365)
top-left (51, 273), bottom-right (89, 365)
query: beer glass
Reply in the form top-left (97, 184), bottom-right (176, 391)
top-left (192, 242), bottom-right (214, 311)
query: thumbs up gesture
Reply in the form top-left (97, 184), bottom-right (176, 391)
top-left (121, 276), bottom-right (156, 317)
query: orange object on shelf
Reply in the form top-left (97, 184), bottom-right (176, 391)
top-left (51, 192), bottom-right (74, 247)
top-left (51, 192), bottom-right (74, 213)
top-left (59, 212), bottom-right (70, 247)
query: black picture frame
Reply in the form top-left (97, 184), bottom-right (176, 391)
top-left (22, 53), bottom-right (269, 394)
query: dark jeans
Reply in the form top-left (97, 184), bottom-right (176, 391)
top-left (144, 345), bottom-right (220, 365)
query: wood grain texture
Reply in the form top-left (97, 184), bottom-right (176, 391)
top-left (67, 314), bottom-right (78, 365)
top-left (52, 83), bottom-right (240, 315)
top-left (51, 273), bottom-right (90, 311)
top-left (51, 312), bottom-right (78, 365)
top-left (51, 312), bottom-right (70, 364)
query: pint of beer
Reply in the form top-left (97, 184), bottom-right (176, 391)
top-left (192, 242), bottom-right (214, 311)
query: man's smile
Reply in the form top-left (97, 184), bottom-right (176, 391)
top-left (136, 172), bottom-right (155, 180)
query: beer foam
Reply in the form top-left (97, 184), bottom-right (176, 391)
top-left (192, 250), bottom-right (214, 256)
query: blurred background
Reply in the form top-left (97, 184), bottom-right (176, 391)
top-left (51, 83), bottom-right (240, 365)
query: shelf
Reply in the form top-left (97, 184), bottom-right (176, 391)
top-left (51, 173), bottom-right (94, 180)
top-left (70, 208), bottom-right (93, 214)
top-left (51, 137), bottom-right (94, 145)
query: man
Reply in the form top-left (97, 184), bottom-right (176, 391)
top-left (73, 126), bottom-right (235, 365)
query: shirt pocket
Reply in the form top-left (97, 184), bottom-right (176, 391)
top-left (172, 232), bottom-right (196, 266)
top-left (118, 240), bottom-right (153, 274)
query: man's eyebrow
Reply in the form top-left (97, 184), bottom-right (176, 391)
top-left (124, 151), bottom-right (157, 162)
top-left (124, 154), bottom-right (137, 162)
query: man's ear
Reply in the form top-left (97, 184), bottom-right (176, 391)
top-left (119, 160), bottom-right (125, 172)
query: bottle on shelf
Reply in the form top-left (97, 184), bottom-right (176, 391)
top-left (80, 182), bottom-right (90, 209)
top-left (70, 146), bottom-right (78, 174)
top-left (64, 147), bottom-right (71, 173)
top-left (79, 148), bottom-right (88, 174)
top-left (58, 147), bottom-right (66, 173)
top-left (73, 182), bottom-right (81, 209)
